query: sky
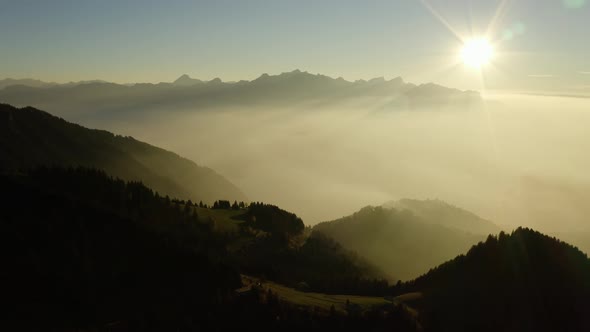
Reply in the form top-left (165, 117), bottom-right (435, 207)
top-left (1, 0), bottom-right (589, 92)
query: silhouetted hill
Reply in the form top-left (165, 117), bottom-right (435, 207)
top-left (239, 202), bottom-right (305, 235)
top-left (0, 103), bottom-right (246, 203)
top-left (313, 206), bottom-right (485, 280)
top-left (1, 168), bottom-right (408, 330)
top-left (0, 71), bottom-right (482, 119)
top-left (384, 199), bottom-right (500, 235)
top-left (0, 168), bottom-right (241, 330)
top-left (404, 228), bottom-right (590, 332)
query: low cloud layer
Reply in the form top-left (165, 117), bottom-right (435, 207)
top-left (64, 93), bottom-right (588, 238)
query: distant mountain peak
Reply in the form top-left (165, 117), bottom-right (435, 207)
top-left (173, 74), bottom-right (202, 86)
top-left (390, 76), bottom-right (404, 84)
top-left (175, 74), bottom-right (191, 81)
top-left (255, 73), bottom-right (270, 81)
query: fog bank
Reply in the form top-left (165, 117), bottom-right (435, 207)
top-left (73, 94), bottom-right (590, 237)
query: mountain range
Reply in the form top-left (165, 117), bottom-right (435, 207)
top-left (0, 78), bottom-right (109, 90)
top-left (0, 71), bottom-right (482, 120)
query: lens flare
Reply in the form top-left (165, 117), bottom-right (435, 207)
top-left (461, 38), bottom-right (494, 68)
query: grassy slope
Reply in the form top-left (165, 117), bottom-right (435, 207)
top-left (241, 275), bottom-right (390, 315)
top-left (193, 207), bottom-right (245, 233)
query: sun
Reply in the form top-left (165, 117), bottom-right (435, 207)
top-left (461, 38), bottom-right (494, 68)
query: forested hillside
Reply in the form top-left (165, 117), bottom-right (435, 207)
top-left (402, 228), bottom-right (590, 331)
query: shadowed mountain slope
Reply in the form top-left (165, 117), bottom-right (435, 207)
top-left (0, 168), bottom-right (242, 330)
top-left (0, 103), bottom-right (246, 203)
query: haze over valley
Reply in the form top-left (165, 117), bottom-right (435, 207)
top-left (4, 73), bottom-right (589, 240)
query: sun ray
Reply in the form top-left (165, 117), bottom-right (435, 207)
top-left (418, 0), bottom-right (466, 42)
top-left (416, 0), bottom-right (516, 227)
top-left (485, 0), bottom-right (511, 40)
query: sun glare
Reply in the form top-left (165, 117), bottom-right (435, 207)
top-left (461, 38), bottom-right (494, 68)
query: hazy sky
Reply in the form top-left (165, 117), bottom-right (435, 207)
top-left (1, 0), bottom-right (589, 92)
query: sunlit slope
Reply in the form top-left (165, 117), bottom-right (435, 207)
top-left (0, 103), bottom-right (246, 203)
top-left (314, 206), bottom-right (485, 281)
top-left (384, 199), bottom-right (501, 235)
top-left (240, 275), bottom-right (390, 315)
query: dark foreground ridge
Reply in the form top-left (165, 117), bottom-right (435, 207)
top-left (399, 228), bottom-right (590, 331)
top-left (1, 167), bottom-right (416, 331)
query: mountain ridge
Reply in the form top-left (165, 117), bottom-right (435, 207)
top-left (383, 198), bottom-right (501, 235)
top-left (0, 70), bottom-right (430, 89)
top-left (313, 205), bottom-right (487, 281)
top-left (0, 103), bottom-right (246, 204)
